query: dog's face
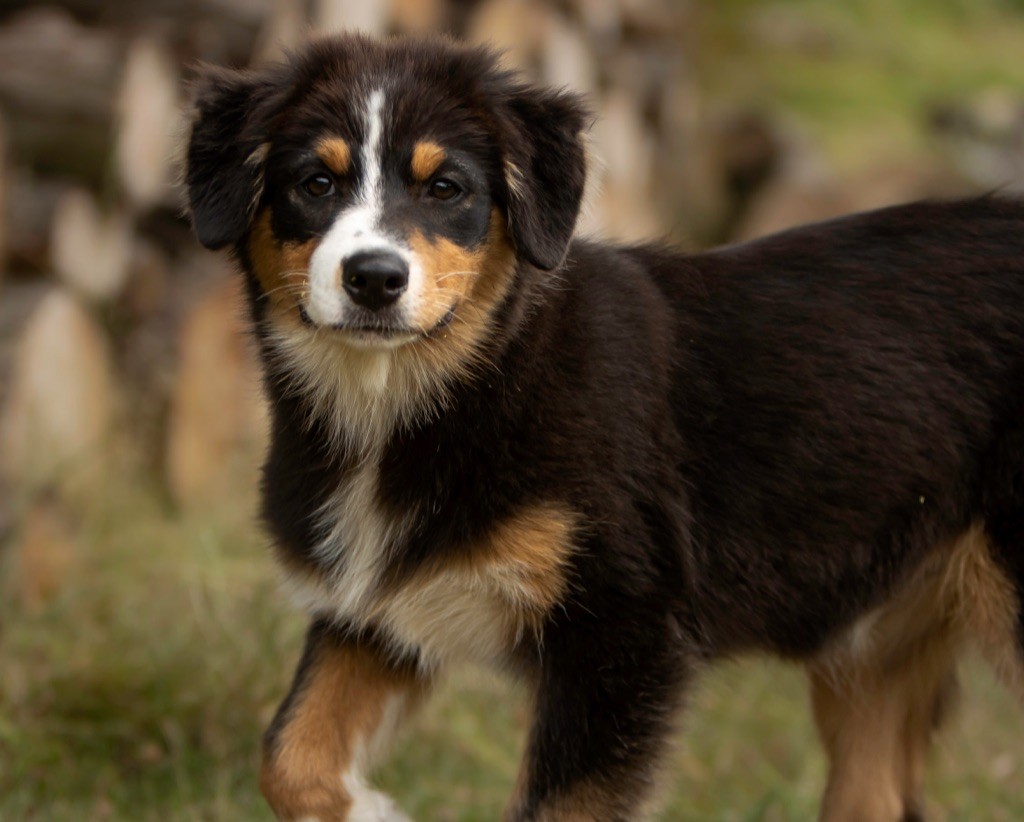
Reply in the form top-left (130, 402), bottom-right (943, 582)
top-left (186, 36), bottom-right (588, 355)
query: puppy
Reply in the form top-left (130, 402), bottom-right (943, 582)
top-left (185, 34), bottom-right (1024, 821)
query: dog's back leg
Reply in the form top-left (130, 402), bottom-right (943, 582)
top-left (808, 546), bottom-right (966, 822)
top-left (896, 666), bottom-right (959, 822)
top-left (977, 423), bottom-right (1024, 699)
top-left (810, 506), bottom-right (1024, 822)
top-left (809, 638), bottom-right (957, 822)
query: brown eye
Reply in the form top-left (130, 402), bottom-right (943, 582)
top-left (302, 174), bottom-right (335, 197)
top-left (428, 178), bottom-right (461, 201)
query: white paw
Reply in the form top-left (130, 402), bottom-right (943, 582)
top-left (346, 780), bottom-right (413, 822)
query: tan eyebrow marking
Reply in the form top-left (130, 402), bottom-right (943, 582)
top-left (315, 137), bottom-right (352, 175)
top-left (410, 141), bottom-right (447, 182)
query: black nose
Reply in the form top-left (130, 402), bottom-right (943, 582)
top-left (342, 251), bottom-right (409, 311)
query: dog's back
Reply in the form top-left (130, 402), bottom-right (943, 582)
top-left (631, 196), bottom-right (1024, 819)
top-left (627, 197), bottom-right (1024, 650)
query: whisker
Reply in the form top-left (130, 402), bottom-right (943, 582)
top-left (419, 295), bottom-right (469, 315)
top-left (434, 270), bottom-right (475, 284)
top-left (265, 281), bottom-right (306, 293)
top-left (257, 289), bottom-right (302, 304)
top-left (442, 291), bottom-right (480, 308)
top-left (258, 282), bottom-right (307, 299)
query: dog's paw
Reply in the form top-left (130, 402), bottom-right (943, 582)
top-left (345, 780), bottom-right (413, 822)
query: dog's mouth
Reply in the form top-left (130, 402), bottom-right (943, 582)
top-left (297, 305), bottom-right (457, 343)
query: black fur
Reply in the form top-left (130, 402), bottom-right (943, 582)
top-left (186, 65), bottom-right (288, 249)
top-left (186, 34), bottom-right (1024, 820)
top-left (495, 86), bottom-right (589, 270)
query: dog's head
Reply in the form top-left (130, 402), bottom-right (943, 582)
top-left (185, 35), bottom-right (588, 357)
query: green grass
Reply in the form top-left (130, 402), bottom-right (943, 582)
top-left (2, 479), bottom-right (1024, 820)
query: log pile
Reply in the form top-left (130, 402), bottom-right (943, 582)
top-left (0, 0), bottom-right (988, 601)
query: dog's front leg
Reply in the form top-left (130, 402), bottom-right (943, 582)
top-left (504, 611), bottom-right (689, 821)
top-left (260, 618), bottom-right (428, 822)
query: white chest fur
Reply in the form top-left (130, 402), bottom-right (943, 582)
top-left (309, 454), bottom-right (405, 616)
top-left (285, 478), bottom-right (577, 672)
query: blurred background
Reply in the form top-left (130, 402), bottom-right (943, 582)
top-left (2, 0), bottom-right (1024, 818)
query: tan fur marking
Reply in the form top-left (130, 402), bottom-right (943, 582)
top-left (810, 613), bottom-right (956, 822)
top-left (504, 160), bottom-right (526, 200)
top-left (316, 136), bottom-right (352, 175)
top-left (407, 229), bottom-right (484, 329)
top-left (407, 208), bottom-right (516, 364)
top-left (810, 669), bottom-right (918, 822)
top-left (809, 525), bottom-right (1022, 821)
top-left (243, 143), bottom-right (271, 218)
top-left (410, 141), bottom-right (446, 181)
top-left (946, 525), bottom-right (1024, 693)
top-left (260, 643), bottom-right (424, 820)
top-left (247, 142), bottom-right (271, 167)
top-left (367, 503), bottom-right (577, 667)
top-left (248, 209), bottom-right (315, 316)
top-left (484, 503), bottom-right (576, 613)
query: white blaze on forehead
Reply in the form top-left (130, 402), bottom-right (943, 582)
top-left (361, 89), bottom-right (386, 208)
top-left (305, 88), bottom-right (423, 327)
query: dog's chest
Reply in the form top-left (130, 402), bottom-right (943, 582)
top-left (286, 461), bottom-right (576, 670)
top-left (289, 461), bottom-right (518, 668)
top-left (311, 458), bottom-right (398, 614)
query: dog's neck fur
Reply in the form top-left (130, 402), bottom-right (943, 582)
top-left (265, 322), bottom-right (447, 456)
top-left (258, 255), bottom-right (537, 458)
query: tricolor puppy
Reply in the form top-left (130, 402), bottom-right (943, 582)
top-left (186, 34), bottom-right (1024, 822)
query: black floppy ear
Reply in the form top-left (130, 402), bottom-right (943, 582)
top-left (498, 87), bottom-right (589, 271)
top-left (185, 65), bottom-right (287, 250)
